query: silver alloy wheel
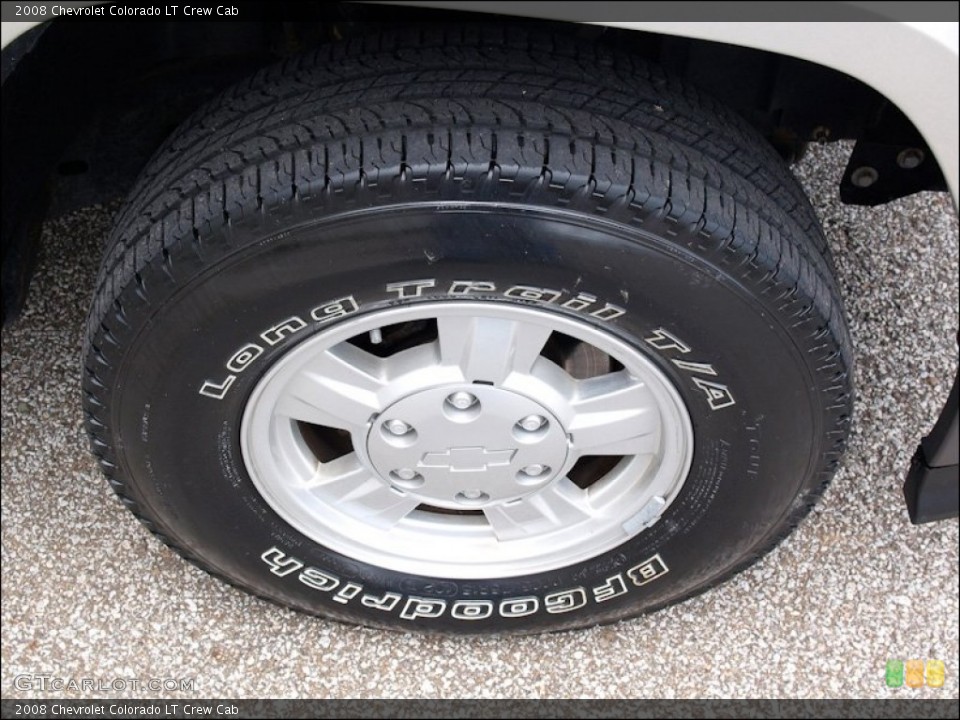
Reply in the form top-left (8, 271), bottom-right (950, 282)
top-left (241, 302), bottom-right (694, 578)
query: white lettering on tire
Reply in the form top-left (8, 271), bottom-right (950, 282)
top-left (499, 596), bottom-right (539, 618)
top-left (646, 327), bottom-right (736, 410)
top-left (450, 600), bottom-right (494, 620)
top-left (260, 546), bottom-right (669, 623)
top-left (544, 587), bottom-right (588, 614)
top-left (400, 597), bottom-right (447, 620)
top-left (198, 281), bottom-right (627, 400)
top-left (261, 547), bottom-right (304, 577)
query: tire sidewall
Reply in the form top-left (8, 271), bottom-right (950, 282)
top-left (112, 203), bottom-right (822, 632)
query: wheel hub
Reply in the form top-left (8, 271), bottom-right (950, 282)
top-left (365, 385), bottom-right (569, 509)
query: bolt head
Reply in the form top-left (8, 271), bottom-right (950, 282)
top-left (389, 468), bottom-right (425, 490)
top-left (518, 414), bottom-right (546, 432)
top-left (897, 148), bottom-right (925, 169)
top-left (447, 391), bottom-right (478, 410)
top-left (456, 489), bottom-right (490, 505)
top-left (850, 166), bottom-right (878, 188)
top-left (385, 419), bottom-right (411, 436)
top-left (522, 464), bottom-right (548, 477)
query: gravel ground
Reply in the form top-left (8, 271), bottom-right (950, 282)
top-left (1, 143), bottom-right (958, 700)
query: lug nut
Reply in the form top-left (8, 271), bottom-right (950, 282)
top-left (447, 391), bottom-right (478, 410)
top-left (850, 166), bottom-right (878, 188)
top-left (456, 489), bottom-right (490, 504)
top-left (521, 464), bottom-right (549, 477)
top-left (516, 464), bottom-right (552, 485)
top-left (384, 419), bottom-right (412, 436)
top-left (518, 414), bottom-right (547, 432)
top-left (390, 468), bottom-right (425, 489)
top-left (897, 148), bottom-right (925, 169)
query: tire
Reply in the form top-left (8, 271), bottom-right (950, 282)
top-left (83, 28), bottom-right (853, 634)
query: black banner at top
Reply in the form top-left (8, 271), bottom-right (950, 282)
top-left (1, 1), bottom-right (958, 24)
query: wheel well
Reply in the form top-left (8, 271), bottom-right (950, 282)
top-left (0, 4), bottom-right (946, 321)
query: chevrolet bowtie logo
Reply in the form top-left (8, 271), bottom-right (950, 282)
top-left (420, 447), bottom-right (517, 472)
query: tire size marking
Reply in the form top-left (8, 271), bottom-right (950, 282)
top-left (198, 280), bottom-right (625, 400)
top-left (644, 327), bottom-right (736, 410)
top-left (260, 546), bottom-right (668, 623)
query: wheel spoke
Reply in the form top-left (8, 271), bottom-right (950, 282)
top-left (300, 452), bottom-right (367, 489)
top-left (307, 453), bottom-right (420, 529)
top-left (567, 371), bottom-right (660, 457)
top-left (436, 315), bottom-right (553, 384)
top-left (483, 478), bottom-right (593, 541)
top-left (343, 481), bottom-right (421, 529)
top-left (275, 343), bottom-right (386, 431)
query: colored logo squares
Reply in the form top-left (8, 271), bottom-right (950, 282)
top-left (926, 660), bottom-right (945, 688)
top-left (885, 660), bottom-right (904, 688)
top-left (906, 660), bottom-right (925, 688)
top-left (886, 659), bottom-right (946, 688)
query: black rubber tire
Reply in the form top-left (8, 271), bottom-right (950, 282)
top-left (84, 28), bottom-right (853, 634)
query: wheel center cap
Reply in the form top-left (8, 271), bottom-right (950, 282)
top-left (365, 385), bottom-right (569, 509)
